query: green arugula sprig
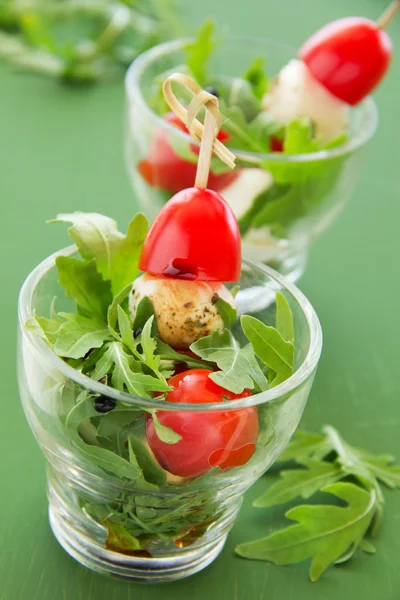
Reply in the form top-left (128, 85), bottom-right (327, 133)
top-left (190, 291), bottom-right (294, 394)
top-left (236, 426), bottom-right (400, 581)
top-left (0, 0), bottom-right (179, 83)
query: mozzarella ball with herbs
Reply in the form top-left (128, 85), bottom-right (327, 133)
top-left (263, 59), bottom-right (348, 144)
top-left (129, 274), bottom-right (235, 349)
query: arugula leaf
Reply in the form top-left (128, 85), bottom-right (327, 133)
top-left (140, 316), bottom-right (165, 380)
top-left (111, 214), bottom-right (149, 295)
top-left (56, 256), bottom-right (112, 321)
top-left (65, 394), bottom-right (143, 481)
top-left (359, 538), bottom-right (376, 554)
top-left (214, 296), bottom-right (237, 328)
top-left (323, 425), bottom-right (400, 491)
top-left (104, 519), bottom-right (140, 554)
top-left (218, 78), bottom-right (261, 122)
top-left (183, 19), bottom-right (218, 85)
top-left (151, 412), bottom-right (182, 444)
top-left (117, 305), bottom-right (135, 352)
top-left (242, 425), bottom-right (400, 579)
top-left (25, 313), bottom-right (60, 346)
top-left (131, 296), bottom-right (156, 334)
top-left (92, 342), bottom-right (170, 398)
top-left (128, 436), bottom-right (167, 487)
top-left (156, 339), bottom-right (212, 371)
top-left (278, 429), bottom-right (332, 463)
top-left (191, 329), bottom-right (269, 394)
top-left (253, 460), bottom-right (343, 508)
top-left (220, 104), bottom-right (266, 153)
top-left (242, 56), bottom-right (268, 101)
top-left (358, 457), bottom-right (400, 490)
top-left (275, 292), bottom-right (294, 344)
top-left (52, 212), bottom-right (148, 295)
top-left (107, 283), bottom-right (132, 337)
top-left (53, 313), bottom-right (111, 359)
top-left (236, 483), bottom-right (377, 582)
top-left (283, 118), bottom-right (319, 154)
top-left (241, 315), bottom-right (294, 381)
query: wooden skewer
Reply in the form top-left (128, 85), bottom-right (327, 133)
top-left (162, 73), bottom-right (236, 190)
top-left (377, 0), bottom-right (400, 29)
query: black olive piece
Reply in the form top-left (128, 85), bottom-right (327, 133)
top-left (94, 396), bottom-right (116, 413)
top-left (205, 86), bottom-right (219, 98)
top-left (134, 327), bottom-right (143, 338)
top-left (173, 360), bottom-right (189, 375)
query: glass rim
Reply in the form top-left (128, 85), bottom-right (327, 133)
top-left (125, 36), bottom-right (378, 163)
top-left (18, 245), bottom-right (322, 412)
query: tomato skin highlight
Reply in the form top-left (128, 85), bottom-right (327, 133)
top-left (299, 17), bottom-right (392, 106)
top-left (138, 187), bottom-right (241, 282)
top-left (146, 369), bottom-right (259, 478)
top-left (138, 113), bottom-right (239, 194)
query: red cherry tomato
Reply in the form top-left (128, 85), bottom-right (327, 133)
top-left (138, 187), bottom-right (241, 282)
top-left (270, 135), bottom-right (284, 153)
top-left (146, 369), bottom-right (259, 478)
top-left (299, 17), bottom-right (392, 106)
top-left (138, 113), bottom-right (239, 193)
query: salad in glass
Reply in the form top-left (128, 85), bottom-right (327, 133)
top-left (125, 7), bottom-right (397, 280)
top-left (18, 78), bottom-right (322, 581)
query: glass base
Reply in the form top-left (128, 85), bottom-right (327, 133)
top-left (49, 505), bottom-right (227, 582)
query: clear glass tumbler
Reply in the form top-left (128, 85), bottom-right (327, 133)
top-left (125, 38), bottom-right (377, 282)
top-left (18, 247), bottom-right (322, 582)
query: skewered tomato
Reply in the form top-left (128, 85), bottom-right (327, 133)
top-left (299, 17), bottom-right (392, 105)
top-left (138, 187), bottom-right (241, 282)
top-left (138, 113), bottom-right (239, 193)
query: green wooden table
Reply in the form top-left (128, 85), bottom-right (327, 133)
top-left (2, 0), bottom-right (400, 598)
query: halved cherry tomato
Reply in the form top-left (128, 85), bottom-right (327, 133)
top-left (138, 187), bottom-right (241, 282)
top-left (146, 369), bottom-right (258, 478)
top-left (299, 17), bottom-right (392, 105)
top-left (138, 113), bottom-right (239, 193)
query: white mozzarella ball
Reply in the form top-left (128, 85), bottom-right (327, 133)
top-left (222, 168), bottom-right (274, 220)
top-left (129, 274), bottom-right (236, 349)
top-left (242, 226), bottom-right (289, 263)
top-left (263, 59), bottom-right (348, 144)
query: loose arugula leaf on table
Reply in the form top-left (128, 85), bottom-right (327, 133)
top-left (253, 459), bottom-right (343, 508)
top-left (278, 429), bottom-right (333, 463)
top-left (191, 329), bottom-right (269, 394)
top-left (236, 483), bottom-right (377, 582)
top-left (55, 256), bottom-right (112, 321)
top-left (53, 313), bottom-right (112, 359)
top-left (52, 212), bottom-right (148, 295)
top-left (238, 426), bottom-right (400, 580)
